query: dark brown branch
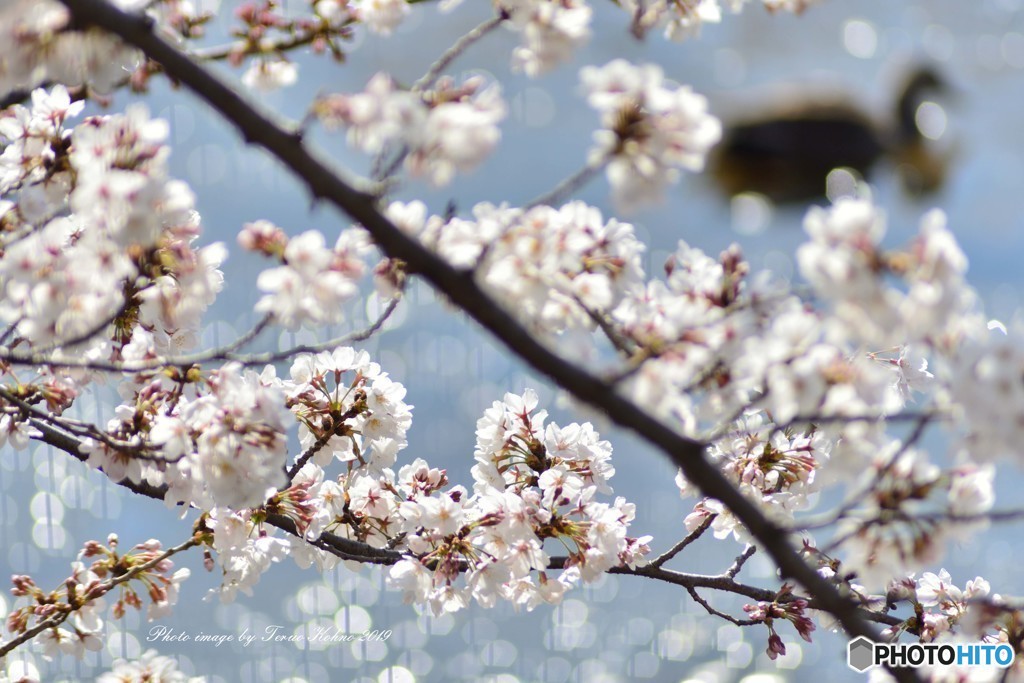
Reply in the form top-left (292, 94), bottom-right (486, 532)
top-left (725, 544), bottom-right (756, 579)
top-left (285, 431), bottom-right (334, 481)
top-left (650, 514), bottom-right (714, 568)
top-left (686, 586), bottom-right (760, 626)
top-left (53, 3), bottom-right (918, 677)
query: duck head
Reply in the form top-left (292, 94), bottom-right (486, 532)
top-left (895, 65), bottom-right (949, 143)
top-left (893, 65), bottom-right (955, 196)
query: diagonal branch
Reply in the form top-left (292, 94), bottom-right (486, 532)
top-left (53, 2), bottom-right (917, 678)
top-left (411, 13), bottom-right (507, 93)
top-left (0, 533), bottom-right (200, 658)
top-left (651, 513), bottom-right (714, 568)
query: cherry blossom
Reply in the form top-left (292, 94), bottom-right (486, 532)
top-left (619, 0), bottom-right (817, 41)
top-left (315, 73), bottom-right (506, 186)
top-left (240, 58), bottom-right (298, 91)
top-left (351, 0), bottom-right (410, 35)
top-left (277, 346), bottom-right (413, 471)
top-left (97, 648), bottom-right (206, 683)
top-left (581, 59), bottom-right (722, 209)
top-left (249, 227), bottom-right (370, 329)
top-left (505, 0), bottom-right (593, 76)
top-left (387, 389), bottom-right (649, 613)
top-left (0, 0), bottom-right (140, 96)
top-left (3, 1), bottom-right (1024, 680)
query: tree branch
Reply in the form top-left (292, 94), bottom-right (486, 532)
top-left (725, 544), bottom-right (756, 579)
top-left (53, 3), bottom-right (918, 678)
top-left (650, 513), bottom-right (713, 568)
top-left (0, 534), bottom-right (200, 658)
top-left (411, 13), bottom-right (507, 93)
top-left (0, 296), bottom-right (398, 372)
top-left (686, 586), bottom-right (760, 626)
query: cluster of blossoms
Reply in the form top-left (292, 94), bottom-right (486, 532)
top-left (831, 448), bottom-right (995, 591)
top-left (796, 201), bottom-right (976, 350)
top-left (0, 87), bottom-right (220, 352)
top-left (230, 386), bottom-right (649, 616)
top-left (611, 239), bottom-right (755, 422)
top-left (159, 363), bottom-right (292, 509)
top-left (0, 85), bottom-right (224, 364)
top-left (230, 0), bottom-right (363, 92)
top-left (316, 73), bottom-right (506, 186)
top-left (349, 0), bottom-right (410, 35)
top-left (0, 0), bottom-right (218, 96)
top-left (951, 323), bottom-right (1024, 462)
top-left (499, 0), bottom-right (593, 77)
top-left (97, 649), bottom-right (206, 683)
top-left (178, 382), bottom-right (645, 614)
top-left (128, 347), bottom-right (410, 601)
top-left (622, 0), bottom-right (818, 41)
top-left (277, 346), bottom-right (413, 473)
top-left (742, 584), bottom-right (815, 660)
top-left (384, 199), bottom-right (646, 343)
top-left (848, 570), bottom-right (1024, 682)
top-left (240, 58), bottom-right (299, 92)
top-left (201, 508), bottom-right (293, 603)
top-left (83, 361), bottom-right (291, 511)
top-left (580, 60), bottom-right (722, 210)
top-left (906, 570), bottom-right (995, 643)
top-left (5, 535), bottom-right (190, 661)
top-left (677, 410), bottom-right (830, 541)
top-left (629, 198), bottom-right (1007, 591)
top-left (386, 389), bottom-right (648, 614)
top-left (241, 221), bottom-right (373, 329)
top-left (0, 0), bottom-right (140, 96)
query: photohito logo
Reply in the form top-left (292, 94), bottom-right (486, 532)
top-left (847, 636), bottom-right (1015, 673)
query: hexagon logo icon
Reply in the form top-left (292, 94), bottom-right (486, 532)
top-left (848, 636), bottom-right (875, 672)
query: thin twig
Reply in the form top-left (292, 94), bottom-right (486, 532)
top-left (686, 586), bottom-right (760, 626)
top-left (574, 293), bottom-right (639, 358)
top-left (793, 414), bottom-right (933, 532)
top-left (0, 534), bottom-right (200, 658)
top-left (525, 154), bottom-right (609, 211)
top-left (0, 298), bottom-right (397, 372)
top-left (0, 317), bottom-right (23, 346)
top-left (411, 14), bottom-right (507, 93)
top-left (725, 544), bottom-right (756, 579)
top-left (651, 514), bottom-right (714, 568)
top-left (189, 27), bottom-right (331, 63)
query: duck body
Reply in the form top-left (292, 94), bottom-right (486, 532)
top-left (712, 106), bottom-right (885, 203)
top-left (709, 68), bottom-right (948, 204)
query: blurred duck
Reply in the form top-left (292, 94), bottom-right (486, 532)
top-left (709, 66), bottom-right (952, 204)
